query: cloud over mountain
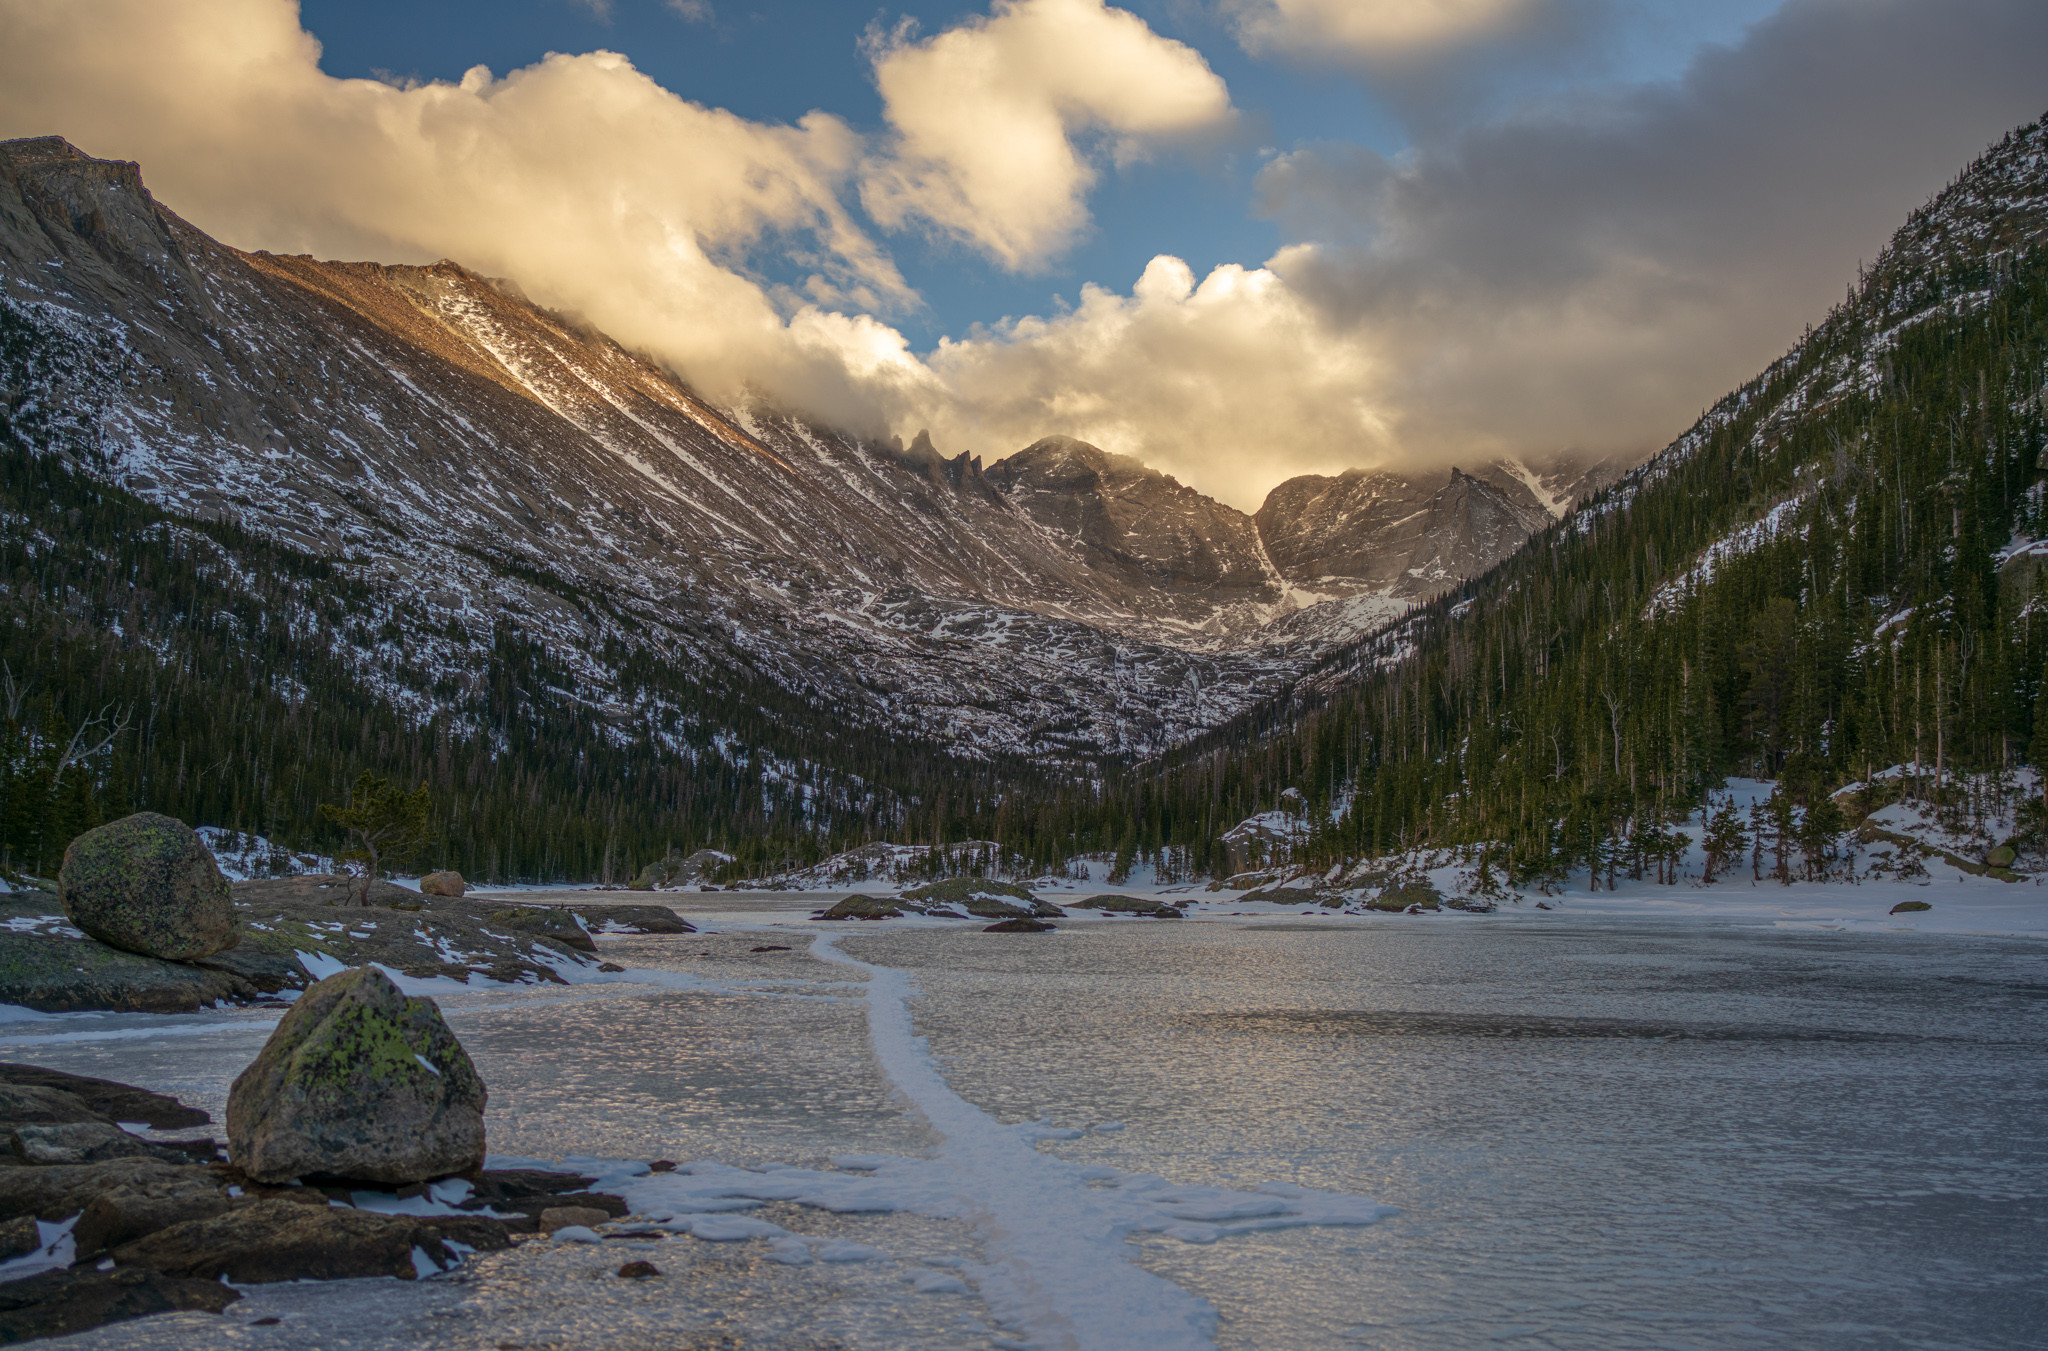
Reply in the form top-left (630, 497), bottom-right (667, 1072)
top-left (2, 0), bottom-right (2043, 510)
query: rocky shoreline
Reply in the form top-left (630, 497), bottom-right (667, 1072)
top-left (0, 875), bottom-right (693, 1016)
top-left (0, 1055), bottom-right (649, 1344)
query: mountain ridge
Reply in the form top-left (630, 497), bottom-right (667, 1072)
top-left (0, 132), bottom-right (1612, 773)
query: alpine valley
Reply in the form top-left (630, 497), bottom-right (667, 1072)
top-left (3, 109), bottom-right (2048, 890)
top-left (0, 132), bottom-right (1611, 880)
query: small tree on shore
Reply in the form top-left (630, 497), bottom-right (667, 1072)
top-left (1797, 792), bottom-right (1847, 881)
top-left (1765, 787), bottom-right (1797, 885)
top-left (318, 772), bottom-right (434, 906)
top-left (1701, 796), bottom-right (1749, 883)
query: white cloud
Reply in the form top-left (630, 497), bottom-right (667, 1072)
top-left (858, 0), bottom-right (1235, 270)
top-left (916, 254), bottom-right (1388, 506)
top-left (1226, 0), bottom-right (1532, 60)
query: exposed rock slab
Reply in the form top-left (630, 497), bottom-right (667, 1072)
top-left (110, 1198), bottom-right (500, 1281)
top-left (7, 1121), bottom-right (205, 1167)
top-left (0, 1062), bottom-right (210, 1128)
top-left (0, 1266), bottom-right (239, 1342)
top-left (0, 1157), bottom-right (219, 1226)
top-left (0, 896), bottom-right (253, 1013)
top-left (898, 878), bottom-right (1064, 918)
top-left (813, 895), bottom-right (906, 921)
top-left (1064, 895), bottom-right (1184, 917)
top-left (557, 904), bottom-right (694, 935)
top-left (217, 881), bottom-right (604, 992)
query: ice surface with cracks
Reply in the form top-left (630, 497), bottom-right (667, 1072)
top-left (584, 934), bottom-right (1392, 1350)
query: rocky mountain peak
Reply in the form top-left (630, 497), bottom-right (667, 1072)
top-left (1254, 462), bottom-right (1555, 597)
top-left (986, 436), bottom-right (1273, 596)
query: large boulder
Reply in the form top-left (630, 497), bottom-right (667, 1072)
top-left (419, 870), bottom-right (466, 897)
top-left (58, 812), bottom-right (236, 959)
top-left (227, 967), bottom-right (486, 1184)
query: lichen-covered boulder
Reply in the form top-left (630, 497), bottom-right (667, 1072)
top-left (226, 967), bottom-right (486, 1184)
top-left (58, 813), bottom-right (235, 960)
top-left (419, 870), bottom-right (466, 897)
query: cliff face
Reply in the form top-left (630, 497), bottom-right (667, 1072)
top-left (984, 437), bottom-right (1276, 598)
top-left (1255, 465), bottom-right (1558, 597)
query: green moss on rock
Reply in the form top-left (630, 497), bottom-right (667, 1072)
top-left (226, 967), bottom-right (485, 1184)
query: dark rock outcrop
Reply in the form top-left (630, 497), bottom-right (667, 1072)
top-left (7, 1122), bottom-right (204, 1167)
top-left (0, 1063), bottom-right (210, 1128)
top-left (0, 1082), bottom-right (109, 1126)
top-left (218, 881), bottom-right (604, 991)
top-left (73, 1172), bottom-right (234, 1257)
top-left (481, 906), bottom-right (595, 953)
top-left (983, 918), bottom-right (1056, 932)
top-left (813, 894), bottom-right (905, 921)
top-left (0, 922), bottom-right (252, 1014)
top-left (986, 436), bottom-right (1275, 602)
top-left (628, 848), bottom-right (731, 890)
top-left (110, 1198), bottom-right (504, 1281)
top-left (226, 967), bottom-right (486, 1184)
top-left (0, 1157), bottom-right (218, 1227)
top-left (1255, 467), bottom-right (1554, 599)
top-left (562, 904), bottom-right (694, 935)
top-left (58, 813), bottom-right (237, 960)
top-left (1064, 895), bottom-right (1183, 917)
top-left (1367, 881), bottom-right (1444, 912)
top-left (0, 1266), bottom-right (240, 1342)
top-left (898, 878), bottom-right (1064, 919)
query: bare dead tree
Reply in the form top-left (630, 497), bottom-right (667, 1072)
top-left (54, 705), bottom-right (134, 774)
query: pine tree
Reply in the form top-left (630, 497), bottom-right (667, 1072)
top-left (1701, 795), bottom-right (1749, 884)
top-left (1797, 793), bottom-right (1847, 881)
top-left (1766, 788), bottom-right (1797, 885)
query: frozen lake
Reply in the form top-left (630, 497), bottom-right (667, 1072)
top-left (8, 905), bottom-right (2046, 1349)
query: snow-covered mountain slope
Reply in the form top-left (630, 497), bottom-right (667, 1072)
top-left (0, 135), bottom-right (1601, 768)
